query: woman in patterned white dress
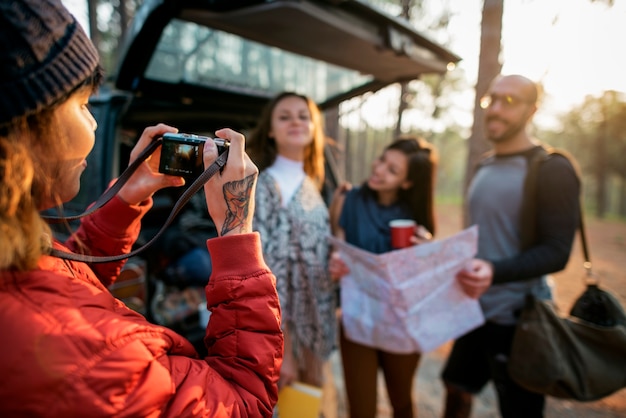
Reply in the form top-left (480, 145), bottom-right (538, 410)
top-left (247, 92), bottom-right (338, 392)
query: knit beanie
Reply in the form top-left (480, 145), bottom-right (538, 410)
top-left (0, 0), bottom-right (100, 126)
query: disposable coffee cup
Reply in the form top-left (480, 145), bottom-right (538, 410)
top-left (389, 219), bottom-right (416, 249)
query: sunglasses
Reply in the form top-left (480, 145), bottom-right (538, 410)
top-left (480, 93), bottom-right (532, 109)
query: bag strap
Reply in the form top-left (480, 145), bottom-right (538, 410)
top-left (578, 203), bottom-right (596, 284)
top-left (519, 146), bottom-right (550, 251)
top-left (520, 145), bottom-right (594, 284)
top-left (46, 142), bottom-right (229, 264)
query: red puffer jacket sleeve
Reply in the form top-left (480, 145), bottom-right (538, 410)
top-left (65, 195), bottom-right (152, 287)
top-left (32, 233), bottom-right (282, 417)
top-left (163, 232), bottom-right (283, 417)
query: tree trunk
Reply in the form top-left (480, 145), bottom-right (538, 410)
top-left (394, 0), bottom-right (413, 138)
top-left (395, 82), bottom-right (410, 138)
top-left (463, 0), bottom-right (504, 225)
top-left (119, 0), bottom-right (131, 44)
top-left (87, 0), bottom-right (100, 53)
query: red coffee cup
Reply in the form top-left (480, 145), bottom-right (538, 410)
top-left (389, 219), bottom-right (416, 249)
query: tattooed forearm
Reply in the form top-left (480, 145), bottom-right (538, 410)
top-left (221, 173), bottom-right (256, 235)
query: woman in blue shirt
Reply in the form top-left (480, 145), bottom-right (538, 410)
top-left (329, 136), bottom-right (438, 418)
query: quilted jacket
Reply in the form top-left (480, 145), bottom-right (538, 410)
top-left (0, 196), bottom-right (283, 417)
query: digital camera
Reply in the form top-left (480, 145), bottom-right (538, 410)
top-left (158, 133), bottom-right (229, 178)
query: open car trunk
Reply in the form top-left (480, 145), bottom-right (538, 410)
top-left (55, 0), bottom-right (460, 327)
top-left (71, 0), bottom-right (459, 214)
top-left (115, 0), bottom-right (459, 123)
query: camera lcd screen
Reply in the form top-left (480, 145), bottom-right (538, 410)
top-left (159, 136), bottom-right (204, 178)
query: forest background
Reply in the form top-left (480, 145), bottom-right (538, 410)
top-left (63, 0), bottom-right (626, 221)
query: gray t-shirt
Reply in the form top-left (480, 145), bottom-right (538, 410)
top-left (469, 153), bottom-right (552, 325)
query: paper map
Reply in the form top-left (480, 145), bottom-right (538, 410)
top-left (329, 226), bottom-right (484, 353)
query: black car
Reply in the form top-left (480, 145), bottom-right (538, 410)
top-left (59, 0), bottom-right (460, 346)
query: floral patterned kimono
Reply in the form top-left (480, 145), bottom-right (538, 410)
top-left (253, 170), bottom-right (337, 379)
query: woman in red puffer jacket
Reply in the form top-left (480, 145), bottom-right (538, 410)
top-left (0, 1), bottom-right (282, 417)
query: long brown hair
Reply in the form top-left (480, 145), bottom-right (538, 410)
top-left (364, 136), bottom-right (438, 236)
top-left (246, 92), bottom-right (326, 189)
top-left (0, 68), bottom-right (103, 271)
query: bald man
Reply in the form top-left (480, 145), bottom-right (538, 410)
top-left (443, 74), bottom-right (581, 418)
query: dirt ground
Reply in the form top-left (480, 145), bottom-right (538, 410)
top-left (323, 203), bottom-right (626, 418)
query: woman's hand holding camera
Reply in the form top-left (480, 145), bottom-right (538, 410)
top-left (203, 128), bottom-right (258, 237)
top-left (118, 123), bottom-right (185, 206)
top-left (117, 124), bottom-right (258, 237)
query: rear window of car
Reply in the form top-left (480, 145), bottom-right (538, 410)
top-left (144, 19), bottom-right (373, 104)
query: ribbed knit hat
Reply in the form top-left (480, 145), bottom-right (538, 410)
top-left (0, 0), bottom-right (100, 126)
